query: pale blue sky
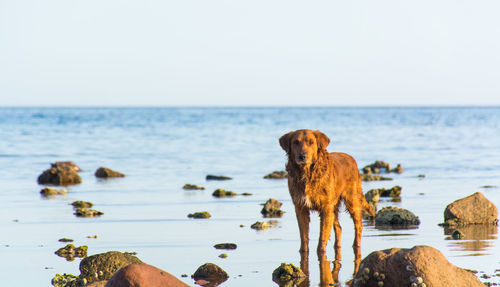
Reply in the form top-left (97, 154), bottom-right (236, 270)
top-left (1, 0), bottom-right (499, 106)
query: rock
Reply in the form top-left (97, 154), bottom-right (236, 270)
top-left (218, 253), bottom-right (228, 259)
top-left (38, 164), bottom-right (82, 186)
top-left (264, 171), bottom-right (288, 179)
top-left (206, 175), bottom-right (232, 180)
top-left (51, 273), bottom-right (77, 287)
top-left (40, 187), bottom-right (67, 196)
top-left (55, 244), bottom-right (88, 261)
top-left (251, 220), bottom-right (279, 230)
top-left (58, 238), bottom-right (74, 243)
top-left (272, 263), bottom-right (306, 285)
top-left (261, 198), bottom-right (284, 218)
top-left (78, 251), bottom-right (143, 285)
top-left (95, 167), bottom-right (125, 178)
top-left (213, 243), bottom-right (237, 250)
top-left (74, 208), bottom-right (104, 217)
top-left (241, 192), bottom-right (253, 196)
top-left (351, 245), bottom-right (484, 287)
top-left (442, 192), bottom-right (498, 226)
top-left (361, 174), bottom-right (393, 182)
top-left (105, 263), bottom-right (189, 287)
top-left (192, 263), bottom-right (228, 285)
top-left (188, 211), bottom-right (211, 219)
top-left (451, 230), bottom-right (465, 239)
top-left (212, 188), bottom-right (237, 197)
top-left (379, 186), bottom-right (402, 197)
top-left (362, 161), bottom-right (403, 175)
top-left (364, 190), bottom-right (380, 218)
top-left (375, 207), bottom-right (420, 226)
top-left (71, 201), bottom-right (93, 209)
top-left (183, 184), bottom-right (205, 190)
top-left (54, 161), bottom-right (82, 172)
top-left (480, 185), bottom-right (497, 189)
top-left (417, 174), bottom-right (426, 178)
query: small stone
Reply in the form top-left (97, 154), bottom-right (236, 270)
top-left (206, 175), bottom-right (232, 180)
top-left (261, 198), bottom-right (284, 218)
top-left (95, 167), bottom-right (125, 178)
top-left (218, 253), bottom-right (228, 258)
top-left (213, 243), bottom-right (237, 250)
top-left (183, 184), bottom-right (205, 190)
top-left (40, 187), bottom-right (67, 196)
top-left (264, 171), bottom-right (288, 179)
top-left (74, 208), bottom-right (104, 217)
top-left (416, 276), bottom-right (423, 284)
top-left (58, 238), bottom-right (74, 243)
top-left (212, 188), bottom-right (238, 197)
top-left (71, 201), bottom-right (93, 208)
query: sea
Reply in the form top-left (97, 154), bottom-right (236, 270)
top-left (0, 107), bottom-right (499, 286)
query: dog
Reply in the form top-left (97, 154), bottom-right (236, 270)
top-left (280, 129), bottom-right (374, 273)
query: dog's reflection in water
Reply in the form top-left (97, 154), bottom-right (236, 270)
top-left (298, 252), bottom-right (343, 287)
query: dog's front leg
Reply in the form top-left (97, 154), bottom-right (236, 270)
top-left (294, 205), bottom-right (310, 254)
top-left (317, 206), bottom-right (334, 256)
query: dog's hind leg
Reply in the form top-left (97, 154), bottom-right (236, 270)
top-left (332, 201), bottom-right (342, 261)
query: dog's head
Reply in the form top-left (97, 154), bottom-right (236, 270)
top-left (279, 129), bottom-right (330, 167)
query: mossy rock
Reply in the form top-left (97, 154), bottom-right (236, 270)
top-left (74, 208), bottom-right (103, 217)
top-left (361, 174), bottom-right (393, 182)
top-left (40, 187), bottom-right (67, 196)
top-left (272, 263), bottom-right (306, 283)
top-left (188, 211), bottom-right (211, 219)
top-left (261, 198), bottom-right (284, 218)
top-left (206, 175), bottom-right (232, 180)
top-left (212, 189), bottom-right (237, 197)
top-left (183, 184), bottom-right (205, 190)
top-left (55, 244), bottom-right (88, 261)
top-left (71, 201), bottom-right (93, 209)
top-left (380, 186), bottom-right (402, 197)
top-left (78, 251), bottom-right (143, 285)
top-left (375, 206), bottom-right (420, 226)
top-left (51, 273), bottom-right (78, 287)
top-left (193, 263), bottom-right (229, 282)
top-left (264, 171), bottom-right (288, 179)
top-left (251, 220), bottom-right (278, 230)
top-left (95, 167), bottom-right (125, 178)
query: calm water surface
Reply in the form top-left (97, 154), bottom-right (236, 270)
top-left (0, 107), bottom-right (499, 286)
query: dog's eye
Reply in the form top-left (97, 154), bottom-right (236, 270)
top-left (309, 140), bottom-right (314, 145)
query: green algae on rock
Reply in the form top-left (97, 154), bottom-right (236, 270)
top-left (272, 263), bottom-right (306, 284)
top-left (361, 174), bottom-right (393, 182)
top-left (40, 187), bottom-right (67, 196)
top-left (51, 273), bottom-right (77, 287)
top-left (74, 208), bottom-right (104, 217)
top-left (183, 184), bottom-right (205, 190)
top-left (375, 206), bottom-right (420, 226)
top-left (212, 188), bottom-right (238, 197)
top-left (188, 211), bottom-right (211, 219)
top-left (55, 244), bottom-right (88, 261)
top-left (71, 201), bottom-right (93, 209)
top-left (261, 198), bottom-right (284, 218)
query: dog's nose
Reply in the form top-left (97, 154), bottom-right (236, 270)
top-left (298, 154), bottom-right (306, 161)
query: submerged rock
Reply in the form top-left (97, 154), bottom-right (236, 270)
top-left (58, 238), bottom-right (74, 243)
top-left (188, 211), bottom-right (211, 219)
top-left (78, 251), bottom-right (143, 285)
top-left (55, 244), bottom-right (88, 261)
top-left (362, 161), bottom-right (403, 174)
top-left (95, 167), bottom-right (125, 178)
top-left (38, 164), bottom-right (82, 186)
top-left (375, 207), bottom-right (420, 226)
top-left (441, 192), bottom-right (498, 226)
top-left (105, 263), bottom-right (189, 287)
top-left (213, 243), bottom-right (237, 250)
top-left (206, 175), bottom-right (232, 181)
top-left (40, 187), bottom-right (67, 196)
top-left (212, 188), bottom-right (237, 197)
top-left (192, 263), bottom-right (229, 285)
top-left (261, 198), bottom-right (284, 218)
top-left (272, 263), bottom-right (306, 285)
top-left (71, 201), bottom-right (93, 209)
top-left (351, 245), bottom-right (484, 287)
top-left (361, 174), bottom-right (393, 182)
top-left (74, 208), bottom-right (104, 218)
top-left (183, 184), bottom-right (205, 190)
top-left (264, 171), bottom-right (288, 179)
top-left (54, 161), bottom-right (82, 172)
top-left (364, 190), bottom-right (380, 218)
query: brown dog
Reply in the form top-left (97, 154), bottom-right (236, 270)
top-left (280, 129), bottom-right (374, 273)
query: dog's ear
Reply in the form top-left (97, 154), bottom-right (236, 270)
top-left (314, 130), bottom-right (330, 151)
top-left (279, 131), bottom-right (294, 154)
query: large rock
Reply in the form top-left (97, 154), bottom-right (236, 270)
top-left (351, 245), bottom-right (483, 287)
top-left (78, 251), bottom-right (142, 285)
top-left (95, 167), bottom-right (125, 178)
top-left (38, 164), bottom-right (82, 186)
top-left (375, 207), bottom-right (420, 226)
top-left (442, 192), bottom-right (498, 226)
top-left (272, 263), bottom-right (306, 286)
top-left (105, 264), bottom-right (189, 287)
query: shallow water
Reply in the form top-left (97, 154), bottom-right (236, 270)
top-left (1, 107), bottom-right (500, 286)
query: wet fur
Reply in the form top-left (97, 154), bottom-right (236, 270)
top-left (280, 129), bottom-right (374, 273)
